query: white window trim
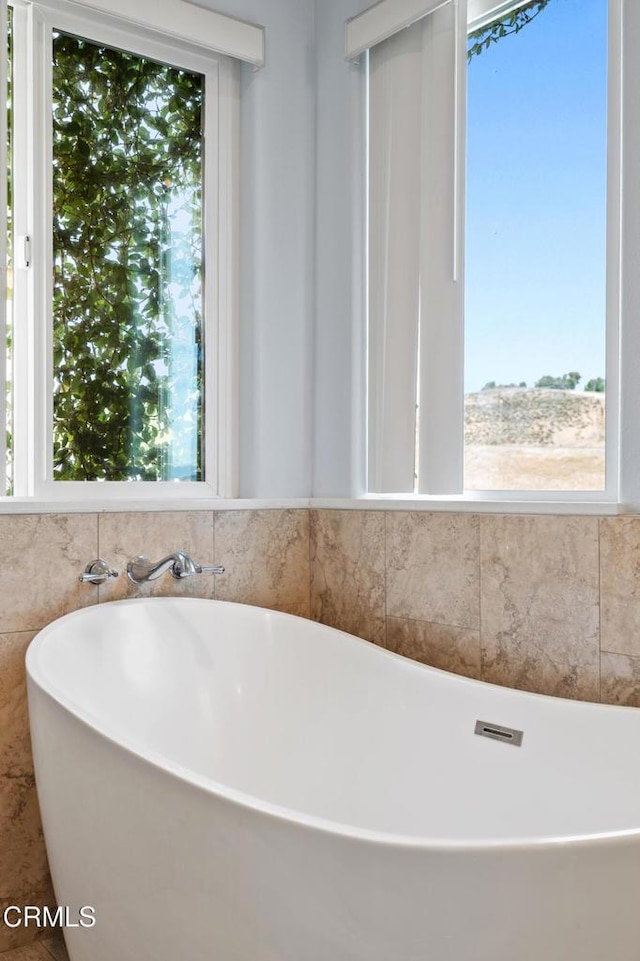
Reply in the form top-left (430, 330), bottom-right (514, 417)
top-left (467, 0), bottom-right (538, 32)
top-left (468, 0), bottom-right (622, 506)
top-left (346, 0), bottom-right (452, 61)
top-left (616, 0), bottom-right (640, 508)
top-left (9, 0), bottom-right (240, 503)
top-left (359, 0), bottom-right (624, 507)
top-left (346, 0), bottom-right (546, 61)
top-left (36, 0), bottom-right (265, 67)
top-left (0, 0), bottom-right (7, 488)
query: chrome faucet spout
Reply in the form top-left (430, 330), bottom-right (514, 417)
top-left (126, 551), bottom-right (224, 585)
top-left (127, 552), bottom-right (188, 583)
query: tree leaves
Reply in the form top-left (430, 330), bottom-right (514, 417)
top-left (468, 1), bottom-right (551, 62)
top-left (52, 33), bottom-right (204, 482)
top-left (535, 371), bottom-right (582, 390)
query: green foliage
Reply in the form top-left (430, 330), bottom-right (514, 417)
top-left (5, 7), bottom-right (12, 495)
top-left (482, 381), bottom-right (527, 390)
top-left (535, 371), bottom-right (582, 390)
top-left (468, 0), bottom-right (551, 62)
top-left (480, 373), bottom-right (606, 394)
top-left (52, 33), bottom-right (203, 481)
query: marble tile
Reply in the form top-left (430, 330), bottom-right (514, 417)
top-left (0, 632), bottom-right (56, 951)
top-left (386, 616), bottom-right (481, 679)
top-left (2, 942), bottom-right (53, 960)
top-left (39, 933), bottom-right (70, 961)
top-left (600, 516), bottom-right (640, 657)
top-left (215, 510), bottom-right (310, 617)
top-left (480, 515), bottom-right (600, 700)
top-left (0, 774), bottom-right (55, 953)
top-left (97, 511), bottom-right (215, 601)
top-left (600, 652), bottom-right (640, 707)
top-left (0, 514), bottom-right (98, 633)
top-left (310, 510), bottom-right (385, 645)
top-left (386, 512), bottom-right (480, 630)
top-left (0, 633), bottom-right (38, 783)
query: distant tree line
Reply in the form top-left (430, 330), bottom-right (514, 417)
top-left (482, 373), bottom-right (605, 392)
top-left (482, 381), bottom-right (527, 390)
top-left (535, 371), bottom-right (582, 390)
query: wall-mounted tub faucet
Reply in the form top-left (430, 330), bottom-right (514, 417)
top-left (126, 551), bottom-right (225, 585)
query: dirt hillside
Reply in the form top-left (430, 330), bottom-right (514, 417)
top-left (464, 388), bottom-right (605, 490)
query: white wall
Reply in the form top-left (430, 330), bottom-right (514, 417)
top-left (313, 0), bottom-right (367, 496)
top-left (198, 0), bottom-right (364, 498)
top-left (199, 0), bottom-right (316, 497)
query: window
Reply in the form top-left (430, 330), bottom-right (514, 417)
top-left (465, 0), bottom-right (608, 492)
top-left (362, 0), bottom-right (620, 502)
top-left (4, 0), bottom-right (241, 499)
top-left (52, 32), bottom-right (205, 483)
top-left (3, 4), bottom-right (10, 495)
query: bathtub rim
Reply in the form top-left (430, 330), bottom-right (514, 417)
top-left (26, 596), bottom-right (640, 854)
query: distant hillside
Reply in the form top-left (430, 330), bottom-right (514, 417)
top-left (464, 388), bottom-right (605, 490)
top-left (465, 388), bottom-right (605, 447)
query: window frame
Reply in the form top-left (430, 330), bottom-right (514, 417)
top-left (363, 0), bottom-right (623, 507)
top-left (1, 0), bottom-right (9, 492)
top-left (8, 0), bottom-right (240, 502)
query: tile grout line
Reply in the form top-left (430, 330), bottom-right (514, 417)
top-left (307, 507), bottom-right (312, 621)
top-left (212, 509), bottom-right (217, 601)
top-left (96, 512), bottom-right (102, 605)
top-left (383, 510), bottom-right (388, 649)
top-left (478, 513), bottom-right (484, 683)
top-left (597, 516), bottom-right (602, 703)
top-left (384, 611), bottom-right (478, 635)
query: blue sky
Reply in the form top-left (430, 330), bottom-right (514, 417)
top-left (464, 0), bottom-right (608, 393)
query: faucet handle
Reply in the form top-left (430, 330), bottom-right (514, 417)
top-left (79, 559), bottom-right (119, 585)
top-left (174, 561), bottom-right (225, 578)
top-left (196, 564), bottom-right (225, 575)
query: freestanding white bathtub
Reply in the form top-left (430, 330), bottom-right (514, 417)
top-left (26, 597), bottom-right (640, 961)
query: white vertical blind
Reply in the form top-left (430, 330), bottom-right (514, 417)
top-left (417, 0), bottom-right (466, 493)
top-left (368, 26), bottom-right (423, 493)
top-left (367, 0), bottom-right (466, 494)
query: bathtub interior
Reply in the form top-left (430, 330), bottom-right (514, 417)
top-left (27, 597), bottom-right (640, 845)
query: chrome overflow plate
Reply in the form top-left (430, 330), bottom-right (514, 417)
top-left (474, 720), bottom-right (524, 747)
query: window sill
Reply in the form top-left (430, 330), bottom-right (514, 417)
top-left (310, 495), bottom-right (623, 515)
top-left (0, 497), bottom-right (311, 515)
top-left (0, 495), bottom-right (626, 516)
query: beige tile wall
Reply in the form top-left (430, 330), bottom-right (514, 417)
top-left (215, 510), bottom-right (310, 617)
top-left (3, 505), bottom-right (640, 954)
top-left (0, 508), bottom-right (308, 954)
top-left (310, 509), bottom-right (640, 707)
top-left (480, 515), bottom-right (600, 701)
top-left (310, 509), bottom-right (385, 643)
